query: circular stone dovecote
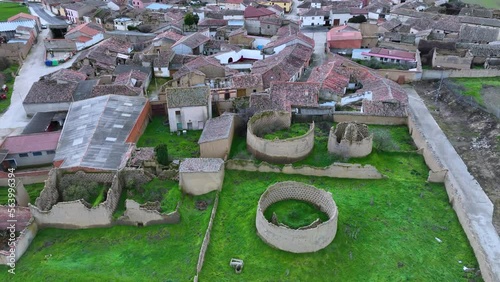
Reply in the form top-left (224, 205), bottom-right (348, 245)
top-left (246, 111), bottom-right (314, 164)
top-left (328, 122), bottom-right (373, 158)
top-left (256, 181), bottom-right (338, 253)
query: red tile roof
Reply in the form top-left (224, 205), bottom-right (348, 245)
top-left (7, 13), bottom-right (39, 23)
top-left (327, 25), bottom-right (362, 41)
top-left (362, 47), bottom-right (416, 62)
top-left (244, 6), bottom-right (275, 18)
top-left (66, 22), bottom-right (104, 37)
top-left (0, 132), bottom-right (61, 154)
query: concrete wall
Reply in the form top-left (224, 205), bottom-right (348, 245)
top-left (0, 216), bottom-right (38, 266)
top-left (421, 69), bottom-right (500, 80)
top-left (256, 181), bottom-right (338, 253)
top-left (226, 159), bottom-right (383, 179)
top-left (180, 169), bottom-right (224, 196)
top-left (43, 39), bottom-right (77, 52)
top-left (200, 138), bottom-right (232, 160)
top-left (23, 102), bottom-right (72, 116)
top-left (247, 111), bottom-right (315, 164)
top-left (406, 88), bottom-right (500, 281)
top-left (0, 170), bottom-right (50, 186)
top-left (333, 112), bottom-right (408, 125)
top-left (121, 200), bottom-right (180, 226)
top-left (432, 50), bottom-right (472, 70)
top-left (6, 150), bottom-right (55, 168)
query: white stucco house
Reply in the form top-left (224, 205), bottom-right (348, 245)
top-left (165, 86), bottom-right (212, 132)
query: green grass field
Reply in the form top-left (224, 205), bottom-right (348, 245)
top-left (0, 3), bottom-right (29, 21)
top-left (262, 123), bottom-right (310, 140)
top-left (461, 0), bottom-right (500, 9)
top-left (0, 191), bottom-right (216, 281)
top-left (264, 199), bottom-right (329, 229)
top-left (0, 64), bottom-right (19, 113)
top-left (0, 183), bottom-right (45, 205)
top-left (200, 166), bottom-right (480, 281)
top-left (452, 77), bottom-right (500, 106)
top-left (136, 116), bottom-right (202, 159)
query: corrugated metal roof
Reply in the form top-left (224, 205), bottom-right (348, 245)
top-left (54, 95), bottom-right (147, 171)
top-left (0, 20), bottom-right (36, 32)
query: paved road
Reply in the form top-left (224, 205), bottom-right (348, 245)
top-left (0, 10), bottom-right (76, 141)
top-left (28, 3), bottom-right (67, 25)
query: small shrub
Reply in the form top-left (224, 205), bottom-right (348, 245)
top-left (155, 143), bottom-right (169, 165)
top-left (62, 181), bottom-right (99, 203)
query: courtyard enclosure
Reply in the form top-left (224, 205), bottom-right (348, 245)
top-left (247, 111), bottom-right (314, 164)
top-left (256, 181), bottom-right (338, 253)
top-left (0, 207), bottom-right (37, 265)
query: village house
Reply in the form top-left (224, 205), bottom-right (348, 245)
top-left (64, 22), bottom-right (105, 51)
top-left (0, 22), bottom-right (37, 64)
top-left (198, 113), bottom-right (238, 159)
top-left (300, 8), bottom-right (329, 27)
top-left (23, 80), bottom-right (80, 116)
top-left (171, 32), bottom-right (210, 55)
top-left (327, 25), bottom-right (362, 50)
top-left (0, 132), bottom-right (61, 170)
top-left (53, 95), bottom-right (151, 171)
top-left (231, 73), bottom-right (264, 97)
top-left (63, 1), bottom-right (106, 25)
top-left (361, 47), bottom-right (417, 68)
top-left (7, 13), bottom-right (41, 33)
top-left (114, 17), bottom-right (142, 31)
top-left (257, 0), bottom-right (292, 13)
top-left (164, 86), bottom-right (212, 132)
top-left (223, 0), bottom-right (245, 11)
top-left (431, 48), bottom-right (473, 70)
top-left (41, 0), bottom-right (75, 16)
top-left (169, 56), bottom-right (238, 89)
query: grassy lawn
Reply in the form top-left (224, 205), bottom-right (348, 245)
top-left (0, 64), bottom-right (19, 113)
top-left (200, 165), bottom-right (479, 281)
top-left (262, 123), bottom-right (310, 140)
top-left (147, 77), bottom-right (171, 95)
top-left (0, 3), bottom-right (29, 21)
top-left (264, 199), bottom-right (329, 229)
top-left (0, 191), bottom-right (216, 281)
top-left (461, 0), bottom-right (500, 9)
top-left (127, 178), bottom-right (182, 212)
top-left (0, 183), bottom-right (45, 205)
top-left (230, 122), bottom-right (417, 168)
top-left (451, 77), bottom-right (500, 106)
top-left (137, 116), bottom-right (202, 159)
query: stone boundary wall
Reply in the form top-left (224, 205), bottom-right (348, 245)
top-left (0, 214), bottom-right (38, 265)
top-left (333, 112), bottom-right (408, 125)
top-left (247, 111), bottom-right (315, 164)
top-left (119, 200), bottom-right (180, 226)
top-left (406, 88), bottom-right (500, 282)
top-left (29, 170), bottom-right (123, 229)
top-left (226, 160), bottom-right (383, 179)
top-left (421, 69), bottom-right (500, 80)
top-left (194, 191), bottom-right (220, 282)
top-left (256, 181), bottom-right (338, 253)
top-left (0, 170), bottom-right (50, 186)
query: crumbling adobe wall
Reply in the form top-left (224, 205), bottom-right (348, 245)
top-left (328, 122), bottom-right (373, 158)
top-left (0, 214), bottom-right (38, 266)
top-left (121, 200), bottom-right (180, 226)
top-left (247, 111), bottom-right (315, 164)
top-left (29, 170), bottom-right (124, 229)
top-left (180, 170), bottom-right (225, 196)
top-left (256, 181), bottom-right (338, 253)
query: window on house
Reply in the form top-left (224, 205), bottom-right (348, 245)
top-left (267, 25), bottom-right (270, 29)
top-left (312, 17), bottom-right (315, 20)
top-left (32, 152), bottom-right (43, 156)
top-left (47, 150), bottom-right (56, 155)
top-left (19, 153), bottom-right (28, 158)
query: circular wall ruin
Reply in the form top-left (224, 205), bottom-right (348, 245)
top-left (256, 181), bottom-right (338, 253)
top-left (328, 122), bottom-right (373, 158)
top-left (246, 111), bottom-right (314, 164)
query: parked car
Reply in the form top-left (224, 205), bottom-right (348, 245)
top-left (41, 24), bottom-right (47, 29)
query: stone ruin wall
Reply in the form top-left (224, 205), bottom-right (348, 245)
top-left (256, 181), bottom-right (338, 253)
top-left (121, 200), bottom-right (180, 226)
top-left (0, 209), bottom-right (38, 265)
top-left (29, 169), bottom-right (123, 228)
top-left (327, 122), bottom-right (373, 158)
top-left (247, 111), bottom-right (315, 164)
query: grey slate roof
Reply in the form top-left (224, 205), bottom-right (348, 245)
top-left (72, 79), bottom-right (99, 101)
top-left (459, 25), bottom-right (499, 43)
top-left (179, 158), bottom-right (224, 173)
top-left (198, 114), bottom-right (234, 144)
top-left (165, 86), bottom-right (210, 108)
top-left (54, 95), bottom-right (147, 170)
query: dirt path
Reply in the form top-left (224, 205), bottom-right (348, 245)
top-left (412, 81), bottom-right (500, 230)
